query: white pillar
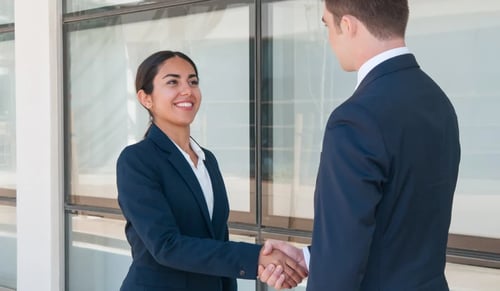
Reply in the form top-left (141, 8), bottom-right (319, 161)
top-left (15, 0), bottom-right (64, 290)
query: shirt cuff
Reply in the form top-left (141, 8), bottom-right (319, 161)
top-left (302, 246), bottom-right (310, 271)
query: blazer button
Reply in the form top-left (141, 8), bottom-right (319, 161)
top-left (239, 270), bottom-right (246, 277)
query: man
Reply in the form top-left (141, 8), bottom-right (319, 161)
top-left (258, 0), bottom-right (460, 290)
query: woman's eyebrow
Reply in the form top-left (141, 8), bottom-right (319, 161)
top-left (162, 73), bottom-right (197, 79)
top-left (162, 73), bottom-right (180, 79)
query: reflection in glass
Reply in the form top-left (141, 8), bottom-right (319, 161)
top-left (261, 0), bottom-right (351, 230)
top-left (0, 1), bottom-right (14, 25)
top-left (0, 205), bottom-right (16, 289)
top-left (67, 213), bottom-right (131, 291)
top-left (0, 31), bottom-right (15, 291)
top-left (0, 35), bottom-right (15, 193)
top-left (407, 0), bottom-right (500, 238)
top-left (67, 212), bottom-right (259, 291)
top-left (65, 3), bottom-right (253, 217)
top-left (65, 0), bottom-right (143, 14)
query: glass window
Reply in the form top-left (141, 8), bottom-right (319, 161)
top-left (65, 1), bottom-right (254, 220)
top-left (0, 1), bottom-right (14, 25)
top-left (0, 33), bottom-right (15, 194)
top-left (261, 0), bottom-right (349, 230)
top-left (0, 32), bottom-right (15, 289)
top-left (67, 212), bottom-right (260, 290)
top-left (262, 0), bottom-right (500, 240)
top-left (407, 0), bottom-right (500, 239)
top-left (67, 213), bottom-right (131, 291)
top-left (65, 0), bottom-right (144, 14)
top-left (0, 204), bottom-right (16, 289)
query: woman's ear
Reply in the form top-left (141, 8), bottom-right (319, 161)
top-left (137, 89), bottom-right (152, 109)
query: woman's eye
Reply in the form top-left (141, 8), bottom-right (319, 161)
top-left (189, 79), bottom-right (199, 86)
top-left (166, 79), bottom-right (178, 85)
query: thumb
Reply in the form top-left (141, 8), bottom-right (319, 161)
top-left (261, 240), bottom-right (274, 255)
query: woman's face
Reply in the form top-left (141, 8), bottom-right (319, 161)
top-left (140, 56), bottom-right (201, 129)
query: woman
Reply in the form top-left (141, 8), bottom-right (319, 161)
top-left (116, 51), bottom-right (306, 291)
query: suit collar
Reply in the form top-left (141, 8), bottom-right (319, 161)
top-left (355, 53), bottom-right (420, 94)
top-left (356, 47), bottom-right (411, 89)
top-left (147, 123), bottom-right (176, 153)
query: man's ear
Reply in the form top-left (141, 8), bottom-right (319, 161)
top-left (137, 89), bottom-right (152, 109)
top-left (340, 15), bottom-right (358, 36)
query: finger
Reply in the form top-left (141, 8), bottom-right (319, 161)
top-left (283, 273), bottom-right (298, 288)
top-left (257, 265), bottom-right (264, 279)
top-left (276, 269), bottom-right (297, 289)
top-left (286, 256), bottom-right (308, 279)
top-left (282, 263), bottom-right (303, 285)
top-left (268, 264), bottom-right (285, 287)
top-left (274, 273), bottom-right (288, 289)
top-left (258, 264), bottom-right (274, 282)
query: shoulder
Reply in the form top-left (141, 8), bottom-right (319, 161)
top-left (117, 139), bottom-right (157, 169)
top-left (328, 99), bottom-right (380, 132)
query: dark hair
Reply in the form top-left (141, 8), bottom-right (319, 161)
top-left (135, 50), bottom-right (198, 94)
top-left (135, 50), bottom-right (199, 137)
top-left (325, 0), bottom-right (409, 39)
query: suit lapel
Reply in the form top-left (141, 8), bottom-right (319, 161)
top-left (147, 124), bottom-right (215, 238)
top-left (203, 154), bottom-right (228, 239)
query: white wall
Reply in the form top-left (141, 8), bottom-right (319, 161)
top-left (15, 0), bottom-right (64, 290)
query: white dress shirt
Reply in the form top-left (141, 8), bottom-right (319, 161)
top-left (174, 138), bottom-right (214, 219)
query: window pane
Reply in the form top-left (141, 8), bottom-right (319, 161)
top-left (407, 0), bottom-right (500, 238)
top-left (65, 0), bottom-right (144, 13)
top-left (0, 31), bottom-right (15, 291)
top-left (261, 0), bottom-right (347, 230)
top-left (65, 2), bottom-right (254, 221)
top-left (0, 34), bottom-right (15, 194)
top-left (67, 213), bottom-right (131, 291)
top-left (0, 204), bottom-right (16, 289)
top-left (67, 212), bottom-right (259, 290)
top-left (0, 1), bottom-right (14, 25)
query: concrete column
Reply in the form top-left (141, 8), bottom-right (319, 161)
top-left (15, 0), bottom-right (64, 290)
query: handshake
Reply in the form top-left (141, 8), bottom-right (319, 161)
top-left (257, 239), bottom-right (309, 289)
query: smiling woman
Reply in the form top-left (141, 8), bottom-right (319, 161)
top-left (135, 51), bottom-right (202, 143)
top-left (115, 50), bottom-right (307, 291)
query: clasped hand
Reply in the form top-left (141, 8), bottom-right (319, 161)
top-left (257, 239), bottom-right (308, 289)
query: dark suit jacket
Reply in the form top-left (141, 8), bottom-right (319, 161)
top-left (117, 124), bottom-right (261, 291)
top-left (307, 54), bottom-right (460, 291)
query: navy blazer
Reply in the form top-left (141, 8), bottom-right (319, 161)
top-left (117, 124), bottom-right (261, 291)
top-left (307, 54), bottom-right (460, 291)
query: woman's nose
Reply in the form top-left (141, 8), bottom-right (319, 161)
top-left (179, 82), bottom-right (192, 95)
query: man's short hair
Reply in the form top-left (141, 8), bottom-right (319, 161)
top-left (325, 0), bottom-right (409, 39)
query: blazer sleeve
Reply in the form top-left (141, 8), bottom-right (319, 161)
top-left (116, 145), bottom-right (261, 279)
top-left (308, 101), bottom-right (388, 290)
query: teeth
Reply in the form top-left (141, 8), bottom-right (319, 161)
top-left (176, 102), bottom-right (193, 108)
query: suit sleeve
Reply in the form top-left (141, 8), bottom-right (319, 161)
top-left (308, 102), bottom-right (388, 290)
top-left (116, 146), bottom-right (261, 279)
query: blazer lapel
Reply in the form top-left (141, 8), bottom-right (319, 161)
top-left (147, 124), bottom-right (215, 238)
top-left (203, 154), bottom-right (228, 239)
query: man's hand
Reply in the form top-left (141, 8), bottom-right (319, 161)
top-left (257, 243), bottom-right (308, 289)
top-left (257, 239), bottom-right (308, 289)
